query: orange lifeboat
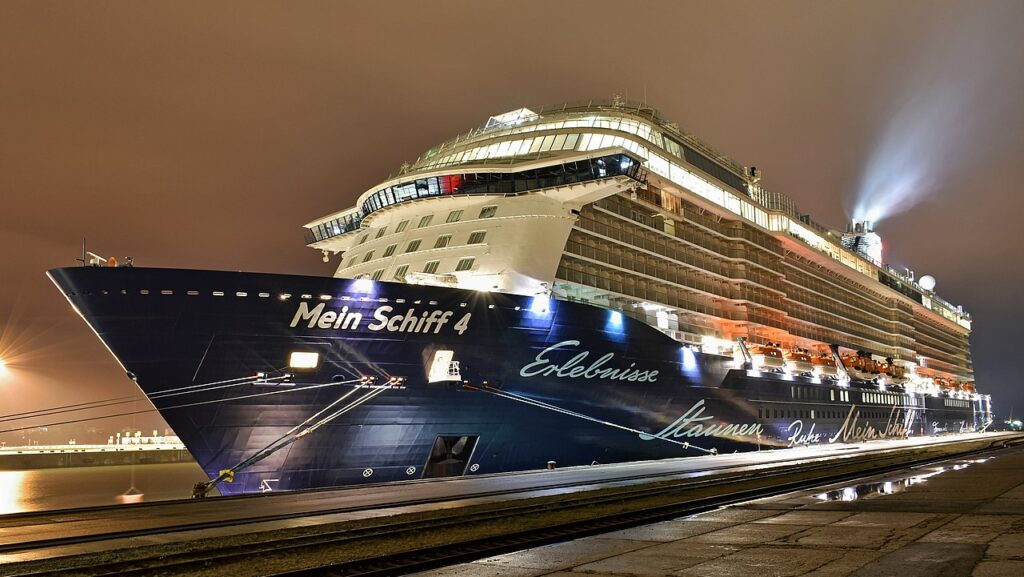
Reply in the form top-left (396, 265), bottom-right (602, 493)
top-left (811, 352), bottom-right (839, 378)
top-left (841, 351), bottom-right (879, 381)
top-left (890, 364), bottom-right (907, 381)
top-left (875, 361), bottom-right (893, 375)
top-left (751, 342), bottom-right (786, 371)
top-left (785, 348), bottom-right (814, 375)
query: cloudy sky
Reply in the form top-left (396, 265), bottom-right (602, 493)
top-left (2, 1), bottom-right (1023, 440)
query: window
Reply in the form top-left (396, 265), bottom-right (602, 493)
top-left (418, 215), bottom-right (433, 228)
top-left (478, 206), bottom-right (497, 219)
top-left (423, 261), bottom-right (440, 274)
top-left (362, 250), bottom-right (375, 263)
top-left (455, 257), bottom-right (475, 271)
top-left (467, 231), bottom-right (487, 244)
top-left (383, 244), bottom-right (397, 257)
top-left (395, 220), bottom-right (410, 233)
top-left (358, 234), bottom-right (369, 245)
top-left (371, 269), bottom-right (384, 280)
top-left (346, 257), bottom-right (357, 268)
top-left (434, 234), bottom-right (452, 249)
top-left (446, 210), bottom-right (463, 223)
top-left (375, 227), bottom-right (387, 239)
top-left (393, 265), bottom-right (409, 280)
top-left (406, 239), bottom-right (422, 253)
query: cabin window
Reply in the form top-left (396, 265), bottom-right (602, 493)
top-left (375, 227), bottom-right (387, 239)
top-left (362, 251), bottom-right (375, 263)
top-left (395, 220), bottom-right (410, 233)
top-left (393, 265), bottom-right (409, 280)
top-left (371, 269), bottom-right (384, 280)
top-left (383, 244), bottom-right (397, 257)
top-left (478, 206), bottom-right (498, 219)
top-left (434, 235), bottom-right (452, 249)
top-left (406, 239), bottom-right (422, 253)
top-left (418, 215), bottom-right (434, 228)
top-left (467, 231), bottom-right (487, 244)
top-left (455, 257), bottom-right (475, 272)
top-left (446, 210), bottom-right (463, 223)
top-left (423, 261), bottom-right (440, 274)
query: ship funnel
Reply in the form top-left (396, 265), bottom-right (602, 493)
top-left (841, 220), bottom-right (883, 265)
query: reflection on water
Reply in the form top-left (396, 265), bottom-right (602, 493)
top-left (0, 463), bottom-right (213, 514)
top-left (815, 458), bottom-right (990, 502)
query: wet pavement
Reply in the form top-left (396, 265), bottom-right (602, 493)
top-left (4, 433), bottom-right (1010, 564)
top-left (412, 447), bottom-right (1024, 577)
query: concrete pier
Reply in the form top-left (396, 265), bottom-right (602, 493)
top-left (415, 446), bottom-right (1024, 577)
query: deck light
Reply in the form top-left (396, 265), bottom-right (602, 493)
top-left (288, 351), bottom-right (319, 369)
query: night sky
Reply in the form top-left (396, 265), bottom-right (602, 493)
top-left (2, 1), bottom-right (1023, 442)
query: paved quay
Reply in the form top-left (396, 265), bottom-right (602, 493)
top-left (3, 433), bottom-right (1008, 564)
top-left (414, 445), bottom-right (1024, 577)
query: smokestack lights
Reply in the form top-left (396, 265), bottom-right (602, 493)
top-left (842, 220), bottom-right (883, 265)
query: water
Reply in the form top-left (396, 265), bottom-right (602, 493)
top-left (813, 458), bottom-right (990, 502)
top-left (0, 463), bottom-right (214, 514)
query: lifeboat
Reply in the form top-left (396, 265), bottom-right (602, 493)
top-left (751, 342), bottom-right (786, 372)
top-left (811, 352), bottom-right (839, 378)
top-left (785, 347), bottom-right (814, 376)
top-left (841, 351), bottom-right (879, 381)
top-left (890, 364), bottom-right (907, 381)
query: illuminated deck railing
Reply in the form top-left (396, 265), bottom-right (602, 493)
top-left (305, 153), bottom-right (646, 246)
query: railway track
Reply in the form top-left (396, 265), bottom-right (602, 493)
top-left (7, 435), bottom-right (1022, 577)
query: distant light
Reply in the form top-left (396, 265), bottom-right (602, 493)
top-left (289, 351), bottom-right (319, 369)
top-left (0, 357), bottom-right (7, 375)
top-left (352, 277), bottom-right (374, 292)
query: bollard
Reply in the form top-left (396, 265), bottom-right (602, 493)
top-left (547, 460), bottom-right (556, 470)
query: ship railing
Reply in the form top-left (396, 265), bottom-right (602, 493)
top-left (306, 152), bottom-right (646, 246)
top-left (417, 99), bottom-right (746, 177)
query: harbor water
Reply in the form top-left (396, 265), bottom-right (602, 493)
top-left (0, 462), bottom-right (214, 514)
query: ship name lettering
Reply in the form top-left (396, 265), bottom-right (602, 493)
top-left (786, 420), bottom-right (823, 446)
top-left (290, 302), bottom-right (363, 330)
top-left (639, 399), bottom-right (763, 441)
top-left (290, 302), bottom-right (468, 335)
top-left (367, 306), bottom-right (454, 334)
top-left (829, 405), bottom-right (912, 443)
top-left (519, 340), bottom-right (658, 383)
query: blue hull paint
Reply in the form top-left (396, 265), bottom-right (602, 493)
top-left (49, 267), bottom-right (983, 495)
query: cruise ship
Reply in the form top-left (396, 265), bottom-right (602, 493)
top-left (50, 100), bottom-right (992, 496)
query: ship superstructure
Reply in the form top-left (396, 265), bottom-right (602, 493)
top-left (306, 100), bottom-right (977, 398)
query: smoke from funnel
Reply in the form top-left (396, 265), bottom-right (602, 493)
top-left (851, 5), bottom-right (1020, 225)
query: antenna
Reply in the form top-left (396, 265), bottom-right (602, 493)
top-left (77, 238), bottom-right (87, 266)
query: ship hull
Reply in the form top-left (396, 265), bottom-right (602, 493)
top-left (49, 267), bottom-right (987, 495)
